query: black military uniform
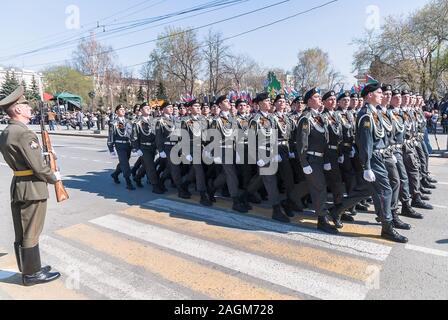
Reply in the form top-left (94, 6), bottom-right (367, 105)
top-left (155, 102), bottom-right (185, 198)
top-left (108, 105), bottom-right (136, 190)
top-left (131, 111), bottom-right (165, 194)
top-left (208, 95), bottom-right (248, 213)
top-left (355, 83), bottom-right (407, 243)
top-left (296, 88), bottom-right (338, 234)
top-left (180, 100), bottom-right (212, 206)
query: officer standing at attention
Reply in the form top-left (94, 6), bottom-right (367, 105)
top-left (296, 88), bottom-right (338, 234)
top-left (0, 86), bottom-right (61, 286)
top-left (108, 104), bottom-right (136, 190)
top-left (356, 83), bottom-right (408, 243)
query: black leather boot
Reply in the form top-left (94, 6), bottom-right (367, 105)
top-left (14, 242), bottom-right (22, 273)
top-left (420, 194), bottom-right (430, 201)
top-left (232, 197), bottom-right (248, 213)
top-left (125, 178), bottom-right (136, 190)
top-left (392, 210), bottom-right (411, 230)
top-left (21, 245), bottom-right (60, 286)
top-left (200, 192), bottom-right (213, 207)
top-left (348, 206), bottom-right (357, 216)
top-left (421, 181), bottom-right (436, 189)
top-left (280, 200), bottom-right (294, 218)
top-left (272, 205), bottom-right (290, 223)
top-left (420, 188), bottom-right (432, 195)
top-left (402, 202), bottom-right (424, 219)
top-left (111, 172), bottom-right (120, 184)
top-left (381, 221), bottom-right (408, 243)
top-left (329, 204), bottom-right (344, 229)
top-left (411, 195), bottom-right (433, 210)
top-left (341, 213), bottom-right (355, 222)
top-left (317, 215), bottom-right (339, 234)
top-left (152, 184), bottom-right (165, 194)
top-left (248, 193), bottom-right (262, 204)
top-left (178, 182), bottom-right (191, 199)
top-left (355, 202), bottom-right (369, 212)
top-left (134, 177), bottom-right (144, 188)
top-left (240, 192), bottom-right (252, 211)
top-left (427, 176), bottom-right (438, 184)
top-left (207, 180), bottom-right (216, 203)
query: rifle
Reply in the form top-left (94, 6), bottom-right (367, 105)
top-left (40, 102), bottom-right (69, 203)
top-left (434, 130), bottom-right (441, 151)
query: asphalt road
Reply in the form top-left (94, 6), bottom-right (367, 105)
top-left (0, 134), bottom-right (447, 300)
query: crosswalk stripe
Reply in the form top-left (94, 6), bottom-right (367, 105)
top-left (57, 224), bottom-right (299, 300)
top-left (39, 235), bottom-right (187, 300)
top-left (0, 253), bottom-right (85, 300)
top-left (168, 195), bottom-right (387, 243)
top-left (91, 214), bottom-right (370, 300)
top-left (145, 199), bottom-right (392, 262)
top-left (123, 206), bottom-right (380, 282)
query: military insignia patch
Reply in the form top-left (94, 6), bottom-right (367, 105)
top-left (30, 141), bottom-right (39, 149)
top-left (364, 120), bottom-right (371, 129)
top-left (302, 122), bottom-right (309, 130)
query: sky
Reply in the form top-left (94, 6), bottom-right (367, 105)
top-left (0, 0), bottom-right (431, 86)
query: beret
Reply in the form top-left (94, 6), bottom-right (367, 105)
top-left (292, 96), bottom-right (303, 104)
top-left (115, 104), bottom-right (125, 113)
top-left (350, 93), bottom-right (359, 99)
top-left (235, 99), bottom-right (247, 107)
top-left (401, 89), bottom-right (410, 96)
top-left (361, 82), bottom-right (381, 97)
top-left (274, 94), bottom-right (286, 103)
top-left (255, 92), bottom-right (269, 103)
top-left (322, 90), bottom-right (336, 101)
top-left (381, 84), bottom-right (392, 92)
top-left (391, 89), bottom-right (401, 97)
top-left (337, 91), bottom-right (351, 101)
top-left (215, 95), bottom-right (228, 105)
top-left (161, 101), bottom-right (173, 109)
top-left (304, 88), bottom-right (320, 104)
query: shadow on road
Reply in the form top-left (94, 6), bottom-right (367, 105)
top-left (436, 239), bottom-right (448, 244)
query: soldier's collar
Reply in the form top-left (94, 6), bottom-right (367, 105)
top-left (8, 119), bottom-right (29, 128)
top-left (260, 111), bottom-right (269, 118)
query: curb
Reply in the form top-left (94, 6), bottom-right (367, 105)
top-left (46, 132), bottom-right (107, 139)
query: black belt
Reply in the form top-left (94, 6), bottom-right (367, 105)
top-left (307, 151), bottom-right (324, 157)
top-left (164, 142), bottom-right (177, 146)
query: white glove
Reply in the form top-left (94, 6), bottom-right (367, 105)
top-left (391, 155), bottom-right (397, 164)
top-left (159, 151), bottom-right (167, 159)
top-left (350, 147), bottom-right (356, 158)
top-left (323, 163), bottom-right (332, 171)
top-left (136, 150), bottom-right (144, 157)
top-left (53, 171), bottom-right (62, 181)
top-left (273, 154), bottom-right (282, 162)
top-left (303, 165), bottom-right (313, 175)
top-left (338, 155), bottom-right (345, 164)
top-left (204, 150), bottom-right (211, 159)
top-left (289, 152), bottom-right (296, 159)
top-left (257, 159), bottom-right (266, 167)
top-left (363, 170), bottom-right (376, 182)
top-left (214, 157), bottom-right (222, 164)
top-left (186, 154), bottom-right (193, 162)
top-left (51, 149), bottom-right (58, 160)
top-left (110, 151), bottom-right (117, 157)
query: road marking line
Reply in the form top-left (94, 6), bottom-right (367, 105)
top-left (145, 199), bottom-right (392, 262)
top-left (92, 214), bottom-right (370, 300)
top-left (405, 244), bottom-right (448, 258)
top-left (432, 204), bottom-right (448, 209)
top-left (124, 206), bottom-right (380, 282)
top-left (62, 177), bottom-right (89, 182)
top-left (40, 235), bottom-right (186, 300)
top-left (172, 195), bottom-right (387, 243)
top-left (58, 224), bottom-right (298, 300)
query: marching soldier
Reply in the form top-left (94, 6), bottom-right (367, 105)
top-left (131, 103), bottom-right (165, 194)
top-left (247, 93), bottom-right (291, 222)
top-left (0, 86), bottom-right (61, 286)
top-left (208, 95), bottom-right (248, 213)
top-left (321, 90), bottom-right (354, 224)
top-left (180, 100), bottom-right (212, 207)
top-left (355, 83), bottom-right (407, 242)
top-left (155, 102), bottom-right (186, 198)
top-left (108, 104), bottom-right (136, 190)
top-left (296, 88), bottom-right (339, 234)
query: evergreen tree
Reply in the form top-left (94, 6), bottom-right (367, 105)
top-left (156, 82), bottom-right (167, 100)
top-left (137, 85), bottom-right (145, 103)
top-left (0, 70), bottom-right (20, 96)
top-left (29, 75), bottom-right (41, 102)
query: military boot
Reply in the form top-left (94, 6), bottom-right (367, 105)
top-left (207, 180), bottom-right (216, 203)
top-left (427, 176), bottom-right (438, 184)
top-left (240, 191), bottom-right (252, 211)
top-left (152, 184), bottom-right (165, 195)
top-left (248, 193), bottom-right (262, 204)
top-left (348, 206), bottom-right (357, 216)
top-left (317, 215), bottom-right (339, 234)
top-left (392, 209), bottom-right (411, 230)
top-left (420, 188), bottom-right (432, 195)
top-left (200, 192), bottom-right (213, 207)
top-left (232, 197), bottom-right (248, 213)
top-left (280, 200), bottom-right (294, 218)
top-left (355, 202), bottom-right (369, 212)
top-left (421, 180), bottom-right (436, 189)
top-left (21, 245), bottom-right (60, 287)
top-left (420, 194), bottom-right (430, 201)
top-left (111, 172), bottom-right (120, 184)
top-left (381, 221), bottom-right (408, 243)
top-left (411, 195), bottom-right (433, 210)
top-left (329, 204), bottom-right (344, 229)
top-left (125, 178), bottom-right (136, 190)
top-left (272, 204), bottom-right (290, 223)
top-left (402, 202), bottom-right (424, 219)
top-left (134, 176), bottom-right (144, 188)
top-left (341, 213), bottom-right (355, 222)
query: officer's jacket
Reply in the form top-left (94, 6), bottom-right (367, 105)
top-left (180, 114), bottom-right (208, 150)
top-left (296, 108), bottom-right (329, 167)
top-left (107, 117), bottom-right (133, 152)
top-left (235, 113), bottom-right (250, 144)
top-left (335, 108), bottom-right (356, 153)
top-left (356, 104), bottom-right (387, 170)
top-left (377, 106), bottom-right (395, 148)
top-left (155, 114), bottom-right (179, 153)
top-left (321, 108), bottom-right (343, 154)
top-left (249, 111), bottom-right (277, 161)
top-left (401, 106), bottom-right (417, 141)
top-left (131, 116), bottom-right (156, 150)
top-left (288, 111), bottom-right (302, 154)
top-left (0, 120), bottom-right (58, 202)
top-left (389, 107), bottom-right (406, 146)
top-left (414, 108), bottom-right (427, 140)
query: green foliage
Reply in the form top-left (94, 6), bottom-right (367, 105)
top-left (0, 70), bottom-right (20, 96)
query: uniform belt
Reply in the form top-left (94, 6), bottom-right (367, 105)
top-left (14, 170), bottom-right (34, 177)
top-left (394, 144), bottom-right (403, 148)
top-left (328, 145), bottom-right (338, 150)
top-left (278, 141), bottom-right (289, 146)
top-left (374, 149), bottom-right (386, 154)
top-left (115, 140), bottom-right (129, 144)
top-left (164, 142), bottom-right (177, 146)
top-left (307, 151), bottom-right (324, 157)
top-left (141, 142), bottom-right (153, 146)
top-left (343, 143), bottom-right (352, 147)
top-left (259, 146), bottom-right (271, 151)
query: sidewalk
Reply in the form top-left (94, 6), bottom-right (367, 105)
top-left (0, 124), bottom-right (107, 138)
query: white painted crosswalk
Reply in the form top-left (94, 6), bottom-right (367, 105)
top-left (0, 197), bottom-right (396, 300)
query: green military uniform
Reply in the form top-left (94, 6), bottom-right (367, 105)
top-left (0, 86), bottom-right (61, 285)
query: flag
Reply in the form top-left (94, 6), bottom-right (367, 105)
top-left (365, 74), bottom-right (378, 85)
